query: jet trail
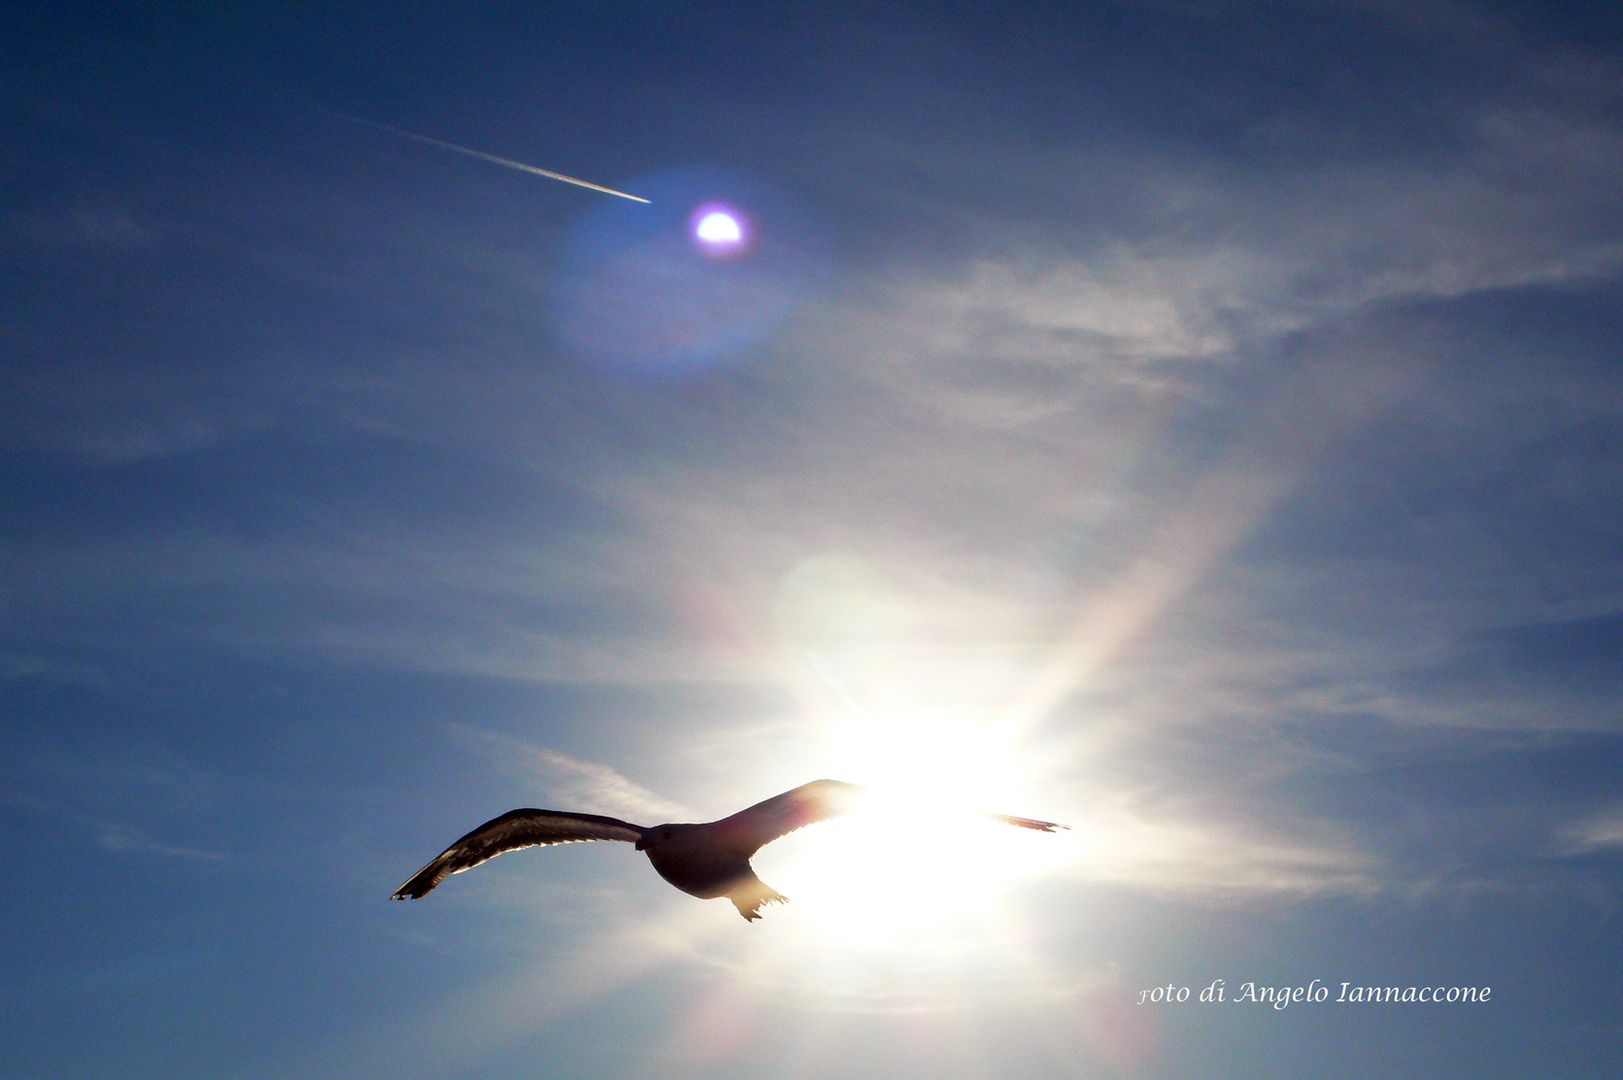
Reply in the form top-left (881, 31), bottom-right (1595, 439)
top-left (330, 111), bottom-right (650, 203)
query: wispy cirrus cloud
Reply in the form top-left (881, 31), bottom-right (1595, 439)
top-left (3, 0), bottom-right (1618, 918)
top-left (5, 793), bottom-right (230, 865)
top-left (446, 725), bottom-right (692, 823)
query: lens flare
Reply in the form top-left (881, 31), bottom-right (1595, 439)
top-left (692, 205), bottom-right (748, 257)
top-left (696, 210), bottom-right (742, 243)
top-left (554, 170), bottom-right (823, 378)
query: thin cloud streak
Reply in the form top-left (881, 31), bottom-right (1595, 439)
top-left (447, 725), bottom-right (693, 822)
top-left (6, 794), bottom-right (231, 864)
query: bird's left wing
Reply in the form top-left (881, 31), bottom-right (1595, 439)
top-left (391, 809), bottom-right (646, 899)
top-left (717, 779), bottom-right (866, 853)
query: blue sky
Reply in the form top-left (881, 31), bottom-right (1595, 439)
top-left (3, 1), bottom-right (1622, 1077)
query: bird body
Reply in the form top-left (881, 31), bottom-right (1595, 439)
top-left (638, 822), bottom-right (762, 900)
top-left (393, 779), bottom-right (1064, 920)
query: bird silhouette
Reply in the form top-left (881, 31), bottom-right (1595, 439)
top-left (392, 779), bottom-right (1067, 920)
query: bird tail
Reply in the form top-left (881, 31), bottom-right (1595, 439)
top-left (728, 876), bottom-right (788, 921)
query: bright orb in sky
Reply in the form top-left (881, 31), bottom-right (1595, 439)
top-left (691, 205), bottom-right (747, 255)
top-left (697, 211), bottom-right (740, 242)
top-left (752, 709), bottom-right (1073, 950)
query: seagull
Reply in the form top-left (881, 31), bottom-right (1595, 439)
top-left (392, 779), bottom-right (1067, 920)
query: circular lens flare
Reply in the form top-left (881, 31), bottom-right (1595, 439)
top-left (697, 211), bottom-right (742, 243)
top-left (691, 204), bottom-right (748, 256)
top-left (555, 170), bottom-right (824, 378)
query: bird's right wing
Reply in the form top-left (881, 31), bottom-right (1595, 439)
top-left (984, 812), bottom-right (1069, 832)
top-left (391, 809), bottom-right (646, 899)
top-left (717, 779), bottom-right (866, 853)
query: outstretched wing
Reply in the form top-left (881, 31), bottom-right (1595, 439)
top-left (391, 809), bottom-right (646, 900)
top-left (717, 779), bottom-right (865, 853)
top-left (715, 780), bottom-right (1070, 854)
top-left (985, 812), bottom-right (1069, 832)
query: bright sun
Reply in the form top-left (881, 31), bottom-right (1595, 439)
top-left (755, 711), bottom-right (1072, 945)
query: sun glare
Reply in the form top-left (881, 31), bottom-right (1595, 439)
top-left (754, 553), bottom-right (1077, 968)
top-left (696, 211), bottom-right (741, 243)
top-left (756, 711), bottom-right (1072, 946)
top-left (690, 203), bottom-right (748, 256)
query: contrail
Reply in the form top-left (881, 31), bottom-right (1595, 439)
top-left (327, 110), bottom-right (650, 203)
